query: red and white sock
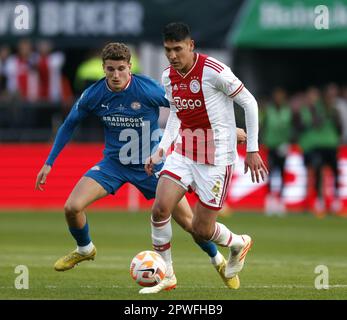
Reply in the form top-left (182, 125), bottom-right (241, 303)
top-left (209, 222), bottom-right (244, 248)
top-left (151, 215), bottom-right (174, 277)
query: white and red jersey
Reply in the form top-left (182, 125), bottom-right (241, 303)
top-left (162, 53), bottom-right (252, 165)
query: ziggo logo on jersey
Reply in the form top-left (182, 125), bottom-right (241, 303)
top-left (173, 97), bottom-right (202, 110)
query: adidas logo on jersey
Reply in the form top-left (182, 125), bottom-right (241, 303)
top-left (208, 198), bottom-right (217, 204)
top-left (173, 84), bottom-right (178, 91)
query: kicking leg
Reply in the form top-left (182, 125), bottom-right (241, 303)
top-left (173, 197), bottom-right (240, 288)
top-left (193, 202), bottom-right (252, 282)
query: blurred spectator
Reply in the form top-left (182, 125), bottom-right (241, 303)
top-left (5, 39), bottom-right (38, 101)
top-left (0, 45), bottom-right (11, 100)
top-left (293, 86), bottom-right (341, 216)
top-left (261, 87), bottom-right (292, 215)
top-left (35, 40), bottom-right (71, 104)
top-left (3, 39), bottom-right (71, 104)
top-left (335, 84), bottom-right (347, 144)
top-left (322, 84), bottom-right (343, 212)
top-left (289, 91), bottom-right (305, 142)
top-left (34, 40), bottom-right (73, 137)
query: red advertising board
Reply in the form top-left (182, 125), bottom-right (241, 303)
top-left (1, 143), bottom-right (346, 214)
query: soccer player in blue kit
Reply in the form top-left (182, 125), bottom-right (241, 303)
top-left (35, 43), bottom-right (245, 291)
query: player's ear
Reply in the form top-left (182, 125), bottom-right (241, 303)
top-left (190, 40), bottom-right (195, 52)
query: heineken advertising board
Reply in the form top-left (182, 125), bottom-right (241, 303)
top-left (229, 0), bottom-right (347, 48)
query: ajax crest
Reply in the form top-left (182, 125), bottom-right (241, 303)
top-left (190, 80), bottom-right (200, 93)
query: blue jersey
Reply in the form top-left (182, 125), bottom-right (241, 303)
top-left (46, 75), bottom-right (169, 167)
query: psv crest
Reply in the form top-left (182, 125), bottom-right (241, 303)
top-left (189, 79), bottom-right (200, 93)
top-left (131, 101), bottom-right (141, 110)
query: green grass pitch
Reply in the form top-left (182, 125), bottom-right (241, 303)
top-left (0, 211), bottom-right (346, 300)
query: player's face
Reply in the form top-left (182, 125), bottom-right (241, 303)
top-left (164, 39), bottom-right (195, 74)
top-left (103, 59), bottom-right (131, 92)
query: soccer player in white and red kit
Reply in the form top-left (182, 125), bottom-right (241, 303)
top-left (142, 22), bottom-right (268, 294)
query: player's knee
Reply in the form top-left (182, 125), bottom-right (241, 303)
top-left (64, 200), bottom-right (83, 216)
top-left (152, 202), bottom-right (171, 222)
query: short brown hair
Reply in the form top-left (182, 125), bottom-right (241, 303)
top-left (101, 42), bottom-right (131, 63)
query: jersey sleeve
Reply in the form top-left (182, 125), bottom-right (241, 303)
top-left (157, 70), bottom-right (180, 152)
top-left (214, 65), bottom-right (244, 98)
top-left (233, 87), bottom-right (259, 152)
top-left (161, 70), bottom-right (175, 106)
top-left (45, 90), bottom-right (91, 166)
top-left (158, 104), bottom-right (181, 153)
top-left (212, 63), bottom-right (258, 152)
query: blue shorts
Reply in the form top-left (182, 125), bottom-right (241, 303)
top-left (84, 158), bottom-right (163, 200)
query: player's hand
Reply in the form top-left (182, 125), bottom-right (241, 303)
top-left (236, 128), bottom-right (247, 144)
top-left (244, 152), bottom-right (269, 183)
top-left (35, 164), bottom-right (52, 191)
top-left (145, 148), bottom-right (164, 176)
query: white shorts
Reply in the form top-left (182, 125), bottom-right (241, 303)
top-left (160, 151), bottom-right (234, 210)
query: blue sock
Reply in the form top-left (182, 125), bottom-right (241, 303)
top-left (69, 222), bottom-right (91, 246)
top-left (196, 240), bottom-right (218, 258)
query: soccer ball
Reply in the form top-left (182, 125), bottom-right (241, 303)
top-left (130, 250), bottom-right (167, 287)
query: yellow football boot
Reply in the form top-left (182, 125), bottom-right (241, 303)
top-left (54, 247), bottom-right (97, 271)
top-left (215, 256), bottom-right (240, 289)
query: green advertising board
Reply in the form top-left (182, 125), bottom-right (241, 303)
top-left (229, 0), bottom-right (347, 48)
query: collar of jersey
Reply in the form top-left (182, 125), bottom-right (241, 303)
top-left (105, 75), bottom-right (132, 93)
top-left (175, 53), bottom-right (199, 79)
